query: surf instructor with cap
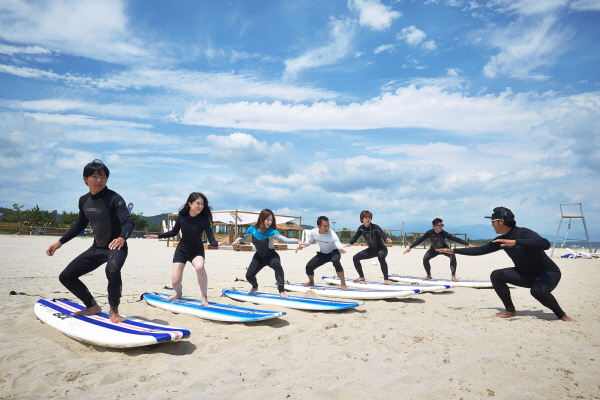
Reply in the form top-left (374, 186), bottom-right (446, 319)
top-left (437, 207), bottom-right (574, 321)
top-left (46, 159), bottom-right (134, 323)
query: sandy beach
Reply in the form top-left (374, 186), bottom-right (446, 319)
top-left (1, 235), bottom-right (598, 399)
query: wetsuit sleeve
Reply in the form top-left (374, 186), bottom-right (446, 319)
top-left (273, 234), bottom-right (299, 244)
top-left (113, 195), bottom-right (134, 240)
top-left (236, 232), bottom-right (252, 242)
top-left (410, 230), bottom-right (431, 248)
top-left (373, 225), bottom-right (389, 242)
top-left (204, 220), bottom-right (219, 247)
top-left (454, 241), bottom-right (502, 256)
top-left (442, 231), bottom-right (470, 246)
top-left (513, 229), bottom-right (551, 250)
top-left (348, 228), bottom-right (362, 245)
top-left (158, 217), bottom-right (181, 239)
top-left (58, 197), bottom-right (89, 244)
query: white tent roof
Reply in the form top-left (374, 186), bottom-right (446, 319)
top-left (212, 210), bottom-right (297, 225)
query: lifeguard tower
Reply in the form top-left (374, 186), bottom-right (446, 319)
top-left (550, 203), bottom-right (592, 257)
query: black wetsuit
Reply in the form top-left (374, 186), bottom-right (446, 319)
top-left (237, 228), bottom-right (298, 293)
top-left (158, 213), bottom-right (218, 264)
top-left (58, 187), bottom-right (134, 310)
top-left (410, 229), bottom-right (470, 276)
top-left (454, 226), bottom-right (566, 319)
top-left (348, 223), bottom-right (389, 279)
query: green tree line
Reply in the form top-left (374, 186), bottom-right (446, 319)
top-left (0, 203), bottom-right (157, 231)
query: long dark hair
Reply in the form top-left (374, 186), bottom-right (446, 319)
top-left (256, 209), bottom-right (276, 230)
top-left (179, 192), bottom-right (212, 222)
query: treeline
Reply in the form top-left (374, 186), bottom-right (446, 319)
top-left (0, 203), bottom-right (159, 232)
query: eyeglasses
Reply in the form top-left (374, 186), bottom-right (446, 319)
top-left (491, 219), bottom-right (500, 224)
top-left (88, 175), bottom-right (107, 181)
top-left (434, 224), bottom-right (444, 228)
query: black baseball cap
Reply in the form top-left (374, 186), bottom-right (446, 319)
top-left (485, 207), bottom-right (515, 221)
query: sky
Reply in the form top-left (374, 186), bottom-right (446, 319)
top-left (1, 0), bottom-right (599, 240)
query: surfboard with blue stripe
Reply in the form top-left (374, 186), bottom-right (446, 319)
top-left (143, 292), bottom-right (286, 322)
top-left (34, 298), bottom-right (190, 348)
top-left (222, 289), bottom-right (364, 310)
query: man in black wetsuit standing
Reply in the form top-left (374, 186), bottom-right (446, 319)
top-left (438, 207), bottom-right (574, 321)
top-left (46, 160), bottom-right (134, 323)
top-left (404, 218), bottom-right (474, 281)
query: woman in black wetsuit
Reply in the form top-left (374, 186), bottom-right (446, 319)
top-left (144, 192), bottom-right (227, 305)
top-left (345, 210), bottom-right (393, 284)
top-left (233, 209), bottom-right (306, 298)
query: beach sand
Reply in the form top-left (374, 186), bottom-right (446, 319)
top-left (1, 235), bottom-right (598, 399)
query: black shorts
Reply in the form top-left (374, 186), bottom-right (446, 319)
top-left (173, 244), bottom-right (205, 264)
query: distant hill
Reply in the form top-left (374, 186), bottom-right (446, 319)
top-left (142, 213), bottom-right (170, 227)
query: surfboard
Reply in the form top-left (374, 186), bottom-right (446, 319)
top-left (388, 274), bottom-right (493, 288)
top-left (283, 283), bottom-right (422, 299)
top-left (34, 298), bottom-right (190, 348)
top-left (321, 276), bottom-right (453, 292)
top-left (221, 289), bottom-right (364, 310)
top-left (143, 292), bottom-right (285, 322)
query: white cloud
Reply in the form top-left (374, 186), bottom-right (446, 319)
top-left (397, 26), bottom-right (437, 50)
top-left (374, 44), bottom-right (395, 54)
top-left (284, 17), bottom-right (357, 79)
top-left (483, 15), bottom-right (571, 80)
top-left (181, 85), bottom-right (551, 134)
top-left (348, 0), bottom-right (402, 31)
top-left (0, 64), bottom-right (339, 103)
top-left (487, 0), bottom-right (568, 15)
top-left (397, 26), bottom-right (427, 46)
top-left (0, 0), bottom-right (156, 66)
top-left (0, 44), bottom-right (51, 56)
top-left (569, 0), bottom-right (600, 11)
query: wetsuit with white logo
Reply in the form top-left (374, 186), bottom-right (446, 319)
top-left (158, 213), bottom-right (219, 263)
top-left (410, 229), bottom-right (470, 276)
top-left (301, 228), bottom-right (345, 274)
top-left (58, 187), bottom-right (134, 310)
top-left (348, 223), bottom-right (389, 279)
top-left (237, 226), bottom-right (299, 292)
top-left (454, 226), bottom-right (566, 319)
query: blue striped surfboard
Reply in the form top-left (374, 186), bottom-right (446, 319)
top-left (222, 289), bottom-right (364, 310)
top-left (34, 298), bottom-right (190, 348)
top-left (143, 292), bottom-right (286, 322)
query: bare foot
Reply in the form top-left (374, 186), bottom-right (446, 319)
top-left (384, 280), bottom-right (391, 285)
top-left (166, 294), bottom-right (182, 301)
top-left (496, 311), bottom-right (517, 318)
top-left (561, 315), bottom-right (575, 322)
top-left (71, 304), bottom-right (102, 317)
top-left (341, 285), bottom-right (348, 290)
top-left (302, 281), bottom-right (314, 287)
top-left (451, 275), bottom-right (458, 282)
top-left (201, 299), bottom-right (209, 306)
top-left (279, 292), bottom-right (289, 299)
top-left (423, 275), bottom-right (433, 280)
top-left (248, 288), bottom-right (257, 295)
top-left (109, 309), bottom-right (126, 323)
top-left (353, 277), bottom-right (365, 282)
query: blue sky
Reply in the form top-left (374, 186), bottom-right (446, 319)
top-left (1, 0), bottom-right (599, 239)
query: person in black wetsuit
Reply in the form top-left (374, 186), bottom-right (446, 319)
top-left (144, 192), bottom-right (228, 305)
top-left (345, 210), bottom-right (393, 284)
top-left (404, 218), bottom-right (474, 281)
top-left (438, 207), bottom-right (574, 321)
top-left (46, 160), bottom-right (134, 323)
top-left (232, 209), bottom-right (307, 298)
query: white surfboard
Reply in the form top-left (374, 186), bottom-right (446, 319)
top-left (321, 276), bottom-right (453, 292)
top-left (143, 292), bottom-right (285, 322)
top-left (283, 283), bottom-right (422, 299)
top-left (222, 289), bottom-right (363, 311)
top-left (35, 298), bottom-right (190, 348)
top-left (388, 274), bottom-right (493, 288)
